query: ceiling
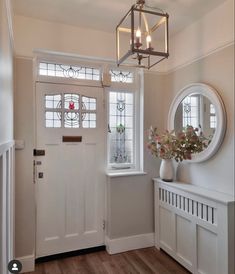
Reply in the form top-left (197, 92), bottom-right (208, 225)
top-left (12, 0), bottom-right (227, 35)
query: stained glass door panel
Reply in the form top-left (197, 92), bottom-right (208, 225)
top-left (109, 92), bottom-right (134, 166)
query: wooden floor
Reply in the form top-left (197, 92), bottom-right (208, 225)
top-left (26, 247), bottom-right (190, 274)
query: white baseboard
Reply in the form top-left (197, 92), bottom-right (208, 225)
top-left (105, 233), bottom-right (154, 254)
top-left (16, 255), bottom-right (35, 273)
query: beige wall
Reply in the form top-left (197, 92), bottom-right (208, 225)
top-left (14, 57), bottom-right (35, 258)
top-left (13, 0), bottom-right (234, 261)
top-left (0, 0), bottom-right (14, 272)
top-left (13, 0), bottom-right (234, 73)
top-left (107, 73), bottom-right (165, 239)
top-left (14, 57), bottom-right (166, 254)
top-left (0, 0), bottom-right (14, 143)
top-left (107, 44), bottom-right (235, 239)
top-left (13, 15), bottom-right (116, 61)
top-left (164, 45), bottom-right (234, 195)
top-left (166, 0), bottom-right (234, 72)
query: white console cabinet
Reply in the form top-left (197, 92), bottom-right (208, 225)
top-left (154, 178), bottom-right (235, 274)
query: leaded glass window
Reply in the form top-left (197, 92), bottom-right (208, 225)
top-left (45, 111), bottom-right (62, 128)
top-left (82, 96), bottom-right (97, 111)
top-left (82, 96), bottom-right (97, 128)
top-left (82, 113), bottom-right (96, 128)
top-left (64, 94), bottom-right (79, 110)
top-left (45, 94), bottom-right (62, 128)
top-left (182, 95), bottom-right (200, 128)
top-left (108, 92), bottom-right (134, 166)
top-left (64, 112), bottom-right (80, 128)
top-left (45, 94), bottom-right (62, 109)
top-left (210, 103), bottom-right (217, 129)
top-left (110, 70), bottom-right (134, 83)
top-left (45, 93), bottom-right (97, 129)
top-left (39, 62), bottom-right (100, 81)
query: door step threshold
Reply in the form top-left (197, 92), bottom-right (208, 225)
top-left (35, 245), bottom-right (106, 263)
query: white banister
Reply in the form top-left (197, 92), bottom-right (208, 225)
top-left (0, 141), bottom-right (15, 274)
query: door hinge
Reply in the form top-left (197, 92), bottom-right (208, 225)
top-left (102, 220), bottom-right (106, 230)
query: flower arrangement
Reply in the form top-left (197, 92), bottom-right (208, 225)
top-left (147, 126), bottom-right (209, 162)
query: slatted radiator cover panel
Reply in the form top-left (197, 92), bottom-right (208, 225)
top-left (154, 178), bottom-right (235, 274)
top-left (159, 187), bottom-right (217, 225)
top-left (0, 141), bottom-right (15, 274)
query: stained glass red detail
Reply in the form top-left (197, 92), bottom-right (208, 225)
top-left (69, 101), bottom-right (75, 110)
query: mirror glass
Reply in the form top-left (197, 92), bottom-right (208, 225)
top-left (168, 83), bottom-right (226, 162)
top-left (174, 94), bottom-right (216, 145)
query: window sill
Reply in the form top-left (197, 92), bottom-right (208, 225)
top-left (106, 171), bottom-right (147, 178)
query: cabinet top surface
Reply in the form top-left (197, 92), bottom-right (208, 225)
top-left (153, 178), bottom-right (235, 204)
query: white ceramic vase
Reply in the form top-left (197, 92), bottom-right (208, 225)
top-left (159, 159), bottom-right (174, 182)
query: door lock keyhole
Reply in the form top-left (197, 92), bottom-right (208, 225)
top-left (38, 172), bottom-right (44, 179)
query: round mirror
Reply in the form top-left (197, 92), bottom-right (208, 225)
top-left (168, 83), bottom-right (226, 162)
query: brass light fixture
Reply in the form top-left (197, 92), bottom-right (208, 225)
top-left (116, 0), bottom-right (169, 69)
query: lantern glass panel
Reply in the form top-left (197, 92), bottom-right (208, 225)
top-left (117, 5), bottom-right (168, 68)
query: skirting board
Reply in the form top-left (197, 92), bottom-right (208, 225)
top-left (16, 255), bottom-right (35, 273)
top-left (15, 234), bottom-right (154, 271)
top-left (105, 233), bottom-right (154, 254)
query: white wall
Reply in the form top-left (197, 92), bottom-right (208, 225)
top-left (0, 0), bottom-right (14, 273)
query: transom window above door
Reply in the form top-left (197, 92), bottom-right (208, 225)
top-left (109, 70), bottom-right (134, 83)
top-left (45, 93), bottom-right (97, 128)
top-left (39, 62), bottom-right (100, 81)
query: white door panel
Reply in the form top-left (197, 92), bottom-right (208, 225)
top-left (35, 82), bottom-right (105, 257)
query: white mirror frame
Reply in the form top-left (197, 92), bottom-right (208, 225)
top-left (168, 83), bottom-right (227, 163)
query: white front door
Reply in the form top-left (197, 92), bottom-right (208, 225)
top-left (35, 82), bottom-right (105, 258)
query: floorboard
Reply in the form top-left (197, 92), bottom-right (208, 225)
top-left (26, 247), bottom-right (190, 274)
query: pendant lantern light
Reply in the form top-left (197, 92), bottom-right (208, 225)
top-left (116, 0), bottom-right (169, 69)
